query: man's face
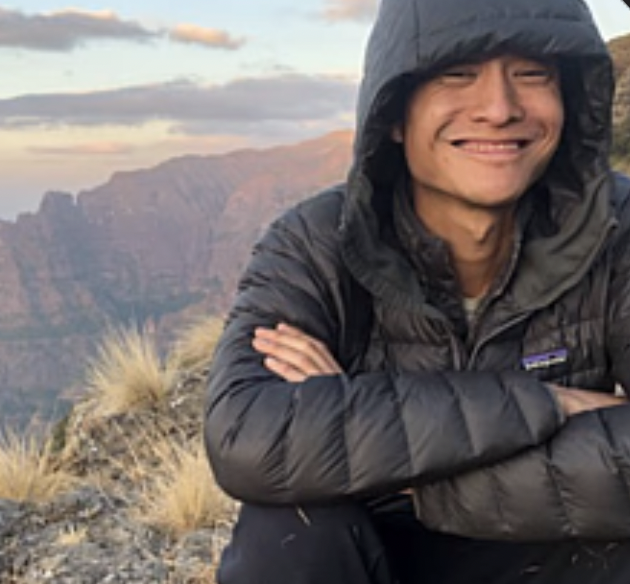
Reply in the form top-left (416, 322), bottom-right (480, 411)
top-left (395, 54), bottom-right (564, 211)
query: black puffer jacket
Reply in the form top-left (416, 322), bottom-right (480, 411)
top-left (206, 0), bottom-right (630, 573)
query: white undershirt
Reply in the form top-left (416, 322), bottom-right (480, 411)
top-left (462, 296), bottom-right (483, 324)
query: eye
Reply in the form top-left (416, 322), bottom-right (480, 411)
top-left (513, 64), bottom-right (557, 85)
top-left (440, 67), bottom-right (477, 85)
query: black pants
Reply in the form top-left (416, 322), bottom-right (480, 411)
top-left (218, 498), bottom-right (630, 584)
top-left (217, 495), bottom-right (435, 584)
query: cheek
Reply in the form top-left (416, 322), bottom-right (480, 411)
top-left (548, 105), bottom-right (564, 142)
top-left (404, 110), bottom-right (446, 154)
top-left (541, 95), bottom-right (565, 144)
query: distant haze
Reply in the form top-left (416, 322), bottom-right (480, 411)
top-left (0, 0), bottom-right (627, 220)
top-left (0, 130), bottom-right (355, 428)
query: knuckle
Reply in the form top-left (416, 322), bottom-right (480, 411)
top-left (313, 339), bottom-right (326, 352)
top-left (295, 354), bottom-right (312, 369)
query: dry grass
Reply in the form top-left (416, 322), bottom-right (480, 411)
top-left (166, 565), bottom-right (217, 584)
top-left (168, 316), bottom-right (224, 375)
top-left (84, 326), bottom-right (177, 418)
top-left (0, 428), bottom-right (75, 503)
top-left (55, 524), bottom-right (88, 547)
top-left (137, 438), bottom-right (235, 537)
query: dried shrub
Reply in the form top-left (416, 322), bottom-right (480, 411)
top-left (168, 316), bottom-right (224, 375)
top-left (84, 326), bottom-right (176, 418)
top-left (137, 438), bottom-right (235, 536)
top-left (0, 428), bottom-right (74, 503)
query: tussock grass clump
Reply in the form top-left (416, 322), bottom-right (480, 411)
top-left (138, 439), bottom-right (235, 536)
top-left (84, 326), bottom-right (176, 418)
top-left (168, 316), bottom-right (224, 375)
top-left (0, 428), bottom-right (74, 503)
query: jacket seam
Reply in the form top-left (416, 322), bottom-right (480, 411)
top-left (283, 391), bottom-right (297, 495)
top-left (341, 374), bottom-right (353, 495)
top-left (390, 370), bottom-right (413, 482)
top-left (488, 468), bottom-right (509, 536)
top-left (441, 374), bottom-right (476, 458)
top-left (543, 441), bottom-right (575, 537)
top-left (597, 412), bottom-right (630, 514)
top-left (503, 375), bottom-right (537, 444)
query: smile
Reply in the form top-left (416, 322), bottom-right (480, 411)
top-left (450, 140), bottom-right (530, 153)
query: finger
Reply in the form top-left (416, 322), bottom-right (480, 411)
top-left (275, 324), bottom-right (341, 370)
top-left (264, 356), bottom-right (307, 383)
top-left (553, 386), bottom-right (628, 415)
top-left (275, 322), bottom-right (309, 337)
top-left (273, 324), bottom-right (342, 373)
top-left (254, 326), bottom-right (341, 375)
top-left (253, 334), bottom-right (324, 377)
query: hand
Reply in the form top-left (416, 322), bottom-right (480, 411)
top-left (252, 323), bottom-right (343, 382)
top-left (549, 385), bottom-right (627, 416)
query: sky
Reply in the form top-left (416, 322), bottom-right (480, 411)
top-left (0, 0), bottom-right (628, 219)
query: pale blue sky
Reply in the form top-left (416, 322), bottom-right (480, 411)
top-left (0, 0), bottom-right (628, 218)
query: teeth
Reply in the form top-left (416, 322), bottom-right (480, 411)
top-left (458, 141), bottom-right (522, 152)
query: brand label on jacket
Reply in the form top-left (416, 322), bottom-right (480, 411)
top-left (522, 348), bottom-right (568, 371)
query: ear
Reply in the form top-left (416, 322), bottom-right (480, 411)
top-left (391, 125), bottom-right (404, 143)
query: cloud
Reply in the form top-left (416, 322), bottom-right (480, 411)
top-left (321, 0), bottom-right (378, 22)
top-left (0, 8), bottom-right (247, 52)
top-left (28, 142), bottom-right (136, 156)
top-left (0, 7), bottom-right (157, 51)
top-left (169, 24), bottom-right (245, 50)
top-left (0, 75), bottom-right (358, 136)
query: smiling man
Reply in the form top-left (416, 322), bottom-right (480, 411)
top-left (393, 54), bottom-right (565, 300)
top-left (204, 0), bottom-right (630, 582)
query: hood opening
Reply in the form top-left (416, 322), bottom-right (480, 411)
top-left (341, 0), bottom-right (617, 309)
top-left (352, 50), bottom-right (614, 227)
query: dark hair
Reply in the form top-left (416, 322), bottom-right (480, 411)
top-left (357, 73), bottom-right (425, 189)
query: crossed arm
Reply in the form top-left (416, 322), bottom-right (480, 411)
top-left (205, 199), bottom-right (630, 541)
top-left (253, 322), bottom-right (626, 416)
top-left (251, 322), bottom-right (630, 541)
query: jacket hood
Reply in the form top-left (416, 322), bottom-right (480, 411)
top-left (341, 0), bottom-right (617, 315)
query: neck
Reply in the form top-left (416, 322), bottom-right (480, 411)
top-left (414, 193), bottom-right (516, 298)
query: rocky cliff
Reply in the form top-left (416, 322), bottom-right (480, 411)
top-left (0, 131), bottom-right (353, 426)
top-left (0, 357), bottom-right (237, 582)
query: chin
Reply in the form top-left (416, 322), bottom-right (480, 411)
top-left (464, 181), bottom-right (529, 207)
top-left (462, 190), bottom-right (525, 210)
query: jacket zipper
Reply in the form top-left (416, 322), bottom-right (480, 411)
top-left (422, 303), bottom-right (467, 370)
top-left (468, 311), bottom-right (529, 369)
top-left (467, 218), bottom-right (617, 369)
top-left (465, 232), bottom-right (524, 369)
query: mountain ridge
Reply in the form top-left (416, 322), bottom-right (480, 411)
top-left (0, 130), bottom-right (354, 425)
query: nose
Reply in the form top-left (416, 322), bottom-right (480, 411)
top-left (469, 69), bottom-right (525, 126)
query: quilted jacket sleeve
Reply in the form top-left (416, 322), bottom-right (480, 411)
top-left (204, 194), bottom-right (564, 504)
top-left (414, 178), bottom-right (630, 542)
top-left (414, 405), bottom-right (630, 540)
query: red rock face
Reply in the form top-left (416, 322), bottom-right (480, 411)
top-left (0, 131), bottom-right (353, 425)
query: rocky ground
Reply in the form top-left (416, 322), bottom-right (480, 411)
top-left (0, 370), bottom-right (238, 583)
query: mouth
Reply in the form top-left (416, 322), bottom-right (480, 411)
top-left (450, 139), bottom-right (531, 153)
